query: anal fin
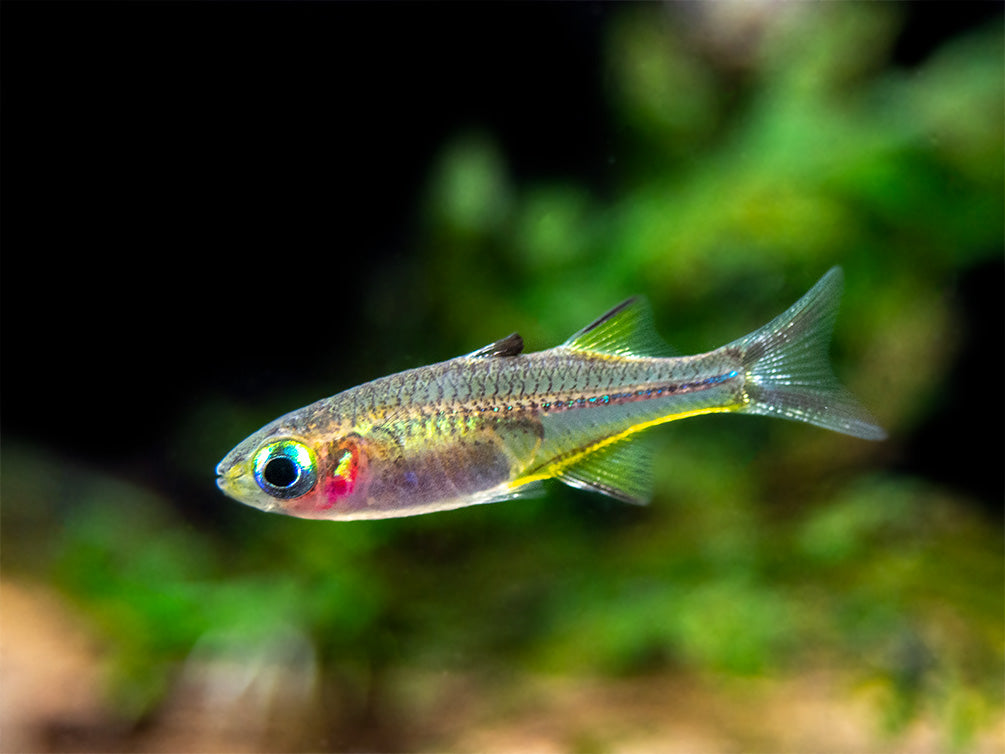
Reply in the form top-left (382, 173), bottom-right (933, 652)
top-left (555, 436), bottom-right (653, 505)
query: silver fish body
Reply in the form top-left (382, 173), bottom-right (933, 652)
top-left (216, 268), bottom-right (885, 520)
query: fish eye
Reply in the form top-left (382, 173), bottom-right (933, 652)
top-left (252, 440), bottom-right (317, 499)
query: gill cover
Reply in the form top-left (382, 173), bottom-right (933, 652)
top-left (319, 437), bottom-right (363, 507)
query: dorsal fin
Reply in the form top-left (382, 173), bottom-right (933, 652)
top-left (466, 332), bottom-right (524, 358)
top-left (563, 296), bottom-right (674, 358)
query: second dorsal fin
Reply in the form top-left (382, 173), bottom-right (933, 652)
top-left (563, 296), bottom-right (674, 358)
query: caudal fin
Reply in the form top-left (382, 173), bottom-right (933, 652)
top-left (727, 268), bottom-right (886, 440)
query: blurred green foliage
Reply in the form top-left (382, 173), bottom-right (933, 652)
top-left (4, 4), bottom-right (1002, 750)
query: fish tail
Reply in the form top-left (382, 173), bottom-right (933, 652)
top-left (727, 267), bottom-right (887, 440)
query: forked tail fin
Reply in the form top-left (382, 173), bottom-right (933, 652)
top-left (727, 267), bottom-right (886, 440)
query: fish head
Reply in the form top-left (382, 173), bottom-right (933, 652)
top-left (216, 415), bottom-right (368, 520)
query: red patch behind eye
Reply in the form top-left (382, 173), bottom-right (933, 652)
top-left (319, 439), bottom-right (361, 510)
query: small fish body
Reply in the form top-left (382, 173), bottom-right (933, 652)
top-left (216, 268), bottom-right (885, 520)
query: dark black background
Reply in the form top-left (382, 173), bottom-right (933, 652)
top-left (2, 3), bottom-right (612, 455)
top-left (2, 2), bottom-right (1001, 513)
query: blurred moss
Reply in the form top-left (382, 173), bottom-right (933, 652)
top-left (607, 9), bottom-right (721, 161)
top-left (427, 131), bottom-right (512, 237)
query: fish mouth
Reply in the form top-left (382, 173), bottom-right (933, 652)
top-left (215, 458), bottom-right (242, 495)
top-left (215, 460), bottom-right (230, 490)
top-left (215, 460), bottom-right (280, 513)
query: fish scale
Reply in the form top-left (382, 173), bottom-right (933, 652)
top-left (217, 268), bottom-right (885, 521)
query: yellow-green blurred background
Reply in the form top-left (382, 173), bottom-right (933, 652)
top-left (3, 3), bottom-right (1002, 752)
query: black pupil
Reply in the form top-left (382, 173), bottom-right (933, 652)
top-left (264, 456), bottom-right (299, 488)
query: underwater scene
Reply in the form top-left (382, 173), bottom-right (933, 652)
top-left (3, 2), bottom-right (1002, 752)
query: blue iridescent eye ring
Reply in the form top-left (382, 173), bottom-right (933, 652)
top-left (252, 440), bottom-right (318, 499)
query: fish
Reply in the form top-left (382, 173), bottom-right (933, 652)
top-left (216, 267), bottom-right (885, 520)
